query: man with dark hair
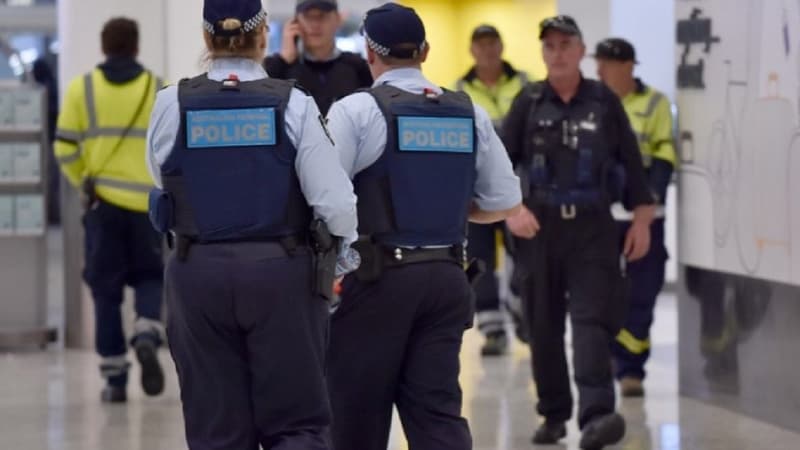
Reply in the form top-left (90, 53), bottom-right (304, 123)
top-left (594, 37), bottom-right (676, 398)
top-left (263, 0), bottom-right (372, 115)
top-left (455, 24), bottom-right (530, 356)
top-left (55, 17), bottom-right (166, 403)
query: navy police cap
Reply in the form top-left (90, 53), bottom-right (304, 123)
top-left (203, 0), bottom-right (267, 37)
top-left (362, 3), bottom-right (426, 59)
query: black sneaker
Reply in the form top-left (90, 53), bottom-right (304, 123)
top-left (481, 331), bottom-right (509, 356)
top-left (101, 385), bottom-right (127, 403)
top-left (532, 420), bottom-right (567, 444)
top-left (134, 338), bottom-right (165, 396)
top-left (580, 413), bottom-right (626, 449)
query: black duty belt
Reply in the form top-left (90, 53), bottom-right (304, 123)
top-left (171, 233), bottom-right (307, 261)
top-left (381, 245), bottom-right (466, 268)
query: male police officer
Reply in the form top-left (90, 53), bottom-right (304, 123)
top-left (146, 0), bottom-right (357, 447)
top-left (594, 37), bottom-right (676, 398)
top-left (55, 17), bottom-right (165, 403)
top-left (455, 24), bottom-right (530, 355)
top-left (325, 4), bottom-right (522, 449)
top-left (503, 16), bottom-right (656, 449)
top-left (265, 0), bottom-right (372, 115)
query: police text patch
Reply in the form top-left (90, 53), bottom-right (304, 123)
top-left (187, 108), bottom-right (276, 148)
top-left (397, 116), bottom-right (474, 153)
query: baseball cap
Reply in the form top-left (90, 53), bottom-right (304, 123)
top-left (296, 0), bottom-right (338, 14)
top-left (471, 24), bottom-right (501, 42)
top-left (593, 37), bottom-right (637, 63)
top-left (539, 15), bottom-right (582, 39)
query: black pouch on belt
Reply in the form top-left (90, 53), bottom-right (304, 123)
top-left (310, 220), bottom-right (339, 300)
top-left (351, 239), bottom-right (384, 283)
top-left (464, 257), bottom-right (487, 287)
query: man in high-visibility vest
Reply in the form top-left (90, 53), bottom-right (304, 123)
top-left (55, 17), bottom-right (166, 403)
top-left (454, 24), bottom-right (528, 356)
top-left (594, 37), bottom-right (677, 398)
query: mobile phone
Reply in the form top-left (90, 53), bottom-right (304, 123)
top-left (292, 17), bottom-right (305, 62)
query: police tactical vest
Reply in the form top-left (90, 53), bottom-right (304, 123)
top-left (355, 85), bottom-right (477, 247)
top-left (160, 75), bottom-right (311, 242)
top-left (522, 80), bottom-right (619, 207)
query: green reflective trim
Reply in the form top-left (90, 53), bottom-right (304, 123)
top-left (55, 128), bottom-right (83, 143)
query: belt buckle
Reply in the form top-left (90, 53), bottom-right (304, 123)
top-left (561, 204), bottom-right (577, 220)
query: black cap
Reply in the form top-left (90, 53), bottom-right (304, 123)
top-left (362, 3), bottom-right (426, 59)
top-left (203, 0), bottom-right (266, 36)
top-left (296, 0), bottom-right (338, 14)
top-left (593, 37), bottom-right (637, 63)
top-left (471, 24), bottom-right (501, 42)
top-left (539, 15), bottom-right (582, 39)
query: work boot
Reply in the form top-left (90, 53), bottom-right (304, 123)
top-left (481, 330), bottom-right (509, 356)
top-left (101, 385), bottom-right (127, 403)
top-left (579, 413), bottom-right (626, 449)
top-left (620, 376), bottom-right (645, 398)
top-left (134, 336), bottom-right (165, 396)
top-left (532, 420), bottom-right (567, 444)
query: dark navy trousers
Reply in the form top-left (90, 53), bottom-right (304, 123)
top-left (82, 200), bottom-right (164, 384)
top-left (165, 242), bottom-right (331, 450)
top-left (467, 222), bottom-right (504, 335)
top-left (327, 262), bottom-right (474, 450)
top-left (612, 219), bottom-right (668, 380)
top-left (517, 208), bottom-right (625, 429)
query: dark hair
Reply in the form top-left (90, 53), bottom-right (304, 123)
top-left (205, 18), bottom-right (265, 59)
top-left (101, 17), bottom-right (139, 58)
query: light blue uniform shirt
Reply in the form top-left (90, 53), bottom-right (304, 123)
top-left (326, 68), bottom-right (521, 213)
top-left (145, 58), bottom-right (357, 242)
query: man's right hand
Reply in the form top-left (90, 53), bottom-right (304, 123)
top-left (280, 19), bottom-right (302, 64)
top-left (506, 206), bottom-right (541, 239)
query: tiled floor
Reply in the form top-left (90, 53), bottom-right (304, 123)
top-left (1, 230), bottom-right (798, 449)
top-left (2, 296), bottom-right (800, 449)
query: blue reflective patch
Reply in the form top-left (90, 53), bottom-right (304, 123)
top-left (186, 108), bottom-right (277, 148)
top-left (397, 116), bottom-right (474, 153)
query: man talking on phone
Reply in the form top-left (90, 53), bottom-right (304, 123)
top-left (264, 0), bottom-right (373, 115)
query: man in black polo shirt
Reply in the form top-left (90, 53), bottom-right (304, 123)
top-left (264, 0), bottom-right (373, 115)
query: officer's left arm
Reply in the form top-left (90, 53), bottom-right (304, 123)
top-left (144, 86), bottom-right (180, 188)
top-left (647, 97), bottom-right (677, 204)
top-left (287, 89), bottom-right (358, 244)
top-left (471, 105), bottom-right (523, 223)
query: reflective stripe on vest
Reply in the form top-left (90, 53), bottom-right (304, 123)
top-left (82, 72), bottom-right (155, 140)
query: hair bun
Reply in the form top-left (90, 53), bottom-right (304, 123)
top-left (221, 18), bottom-right (242, 31)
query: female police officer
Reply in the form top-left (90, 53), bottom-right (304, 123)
top-left (145, 1), bottom-right (357, 449)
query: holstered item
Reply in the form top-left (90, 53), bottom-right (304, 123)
top-left (351, 237), bottom-right (466, 283)
top-left (309, 220), bottom-right (339, 301)
top-left (148, 188), bottom-right (174, 234)
top-left (464, 258), bottom-right (487, 287)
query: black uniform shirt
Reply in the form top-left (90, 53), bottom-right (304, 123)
top-left (502, 76), bottom-right (654, 209)
top-left (264, 52), bottom-right (373, 116)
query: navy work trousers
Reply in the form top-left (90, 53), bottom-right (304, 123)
top-left (612, 218), bottom-right (668, 380)
top-left (82, 200), bottom-right (163, 370)
top-left (517, 208), bottom-right (625, 429)
top-left (327, 262), bottom-right (474, 450)
top-left (467, 222), bottom-right (504, 335)
top-left (165, 242), bottom-right (331, 450)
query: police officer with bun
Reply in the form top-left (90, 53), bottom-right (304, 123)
top-left (503, 15), bottom-right (656, 449)
top-left (145, 0), bottom-right (357, 448)
top-left (325, 4), bottom-right (522, 449)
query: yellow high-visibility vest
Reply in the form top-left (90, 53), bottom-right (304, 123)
top-left (621, 81), bottom-right (677, 168)
top-left (455, 63), bottom-right (528, 129)
top-left (55, 68), bottom-right (164, 213)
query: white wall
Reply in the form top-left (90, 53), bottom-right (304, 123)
top-left (558, 0), bottom-right (612, 77)
top-left (611, 0), bottom-right (676, 100)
